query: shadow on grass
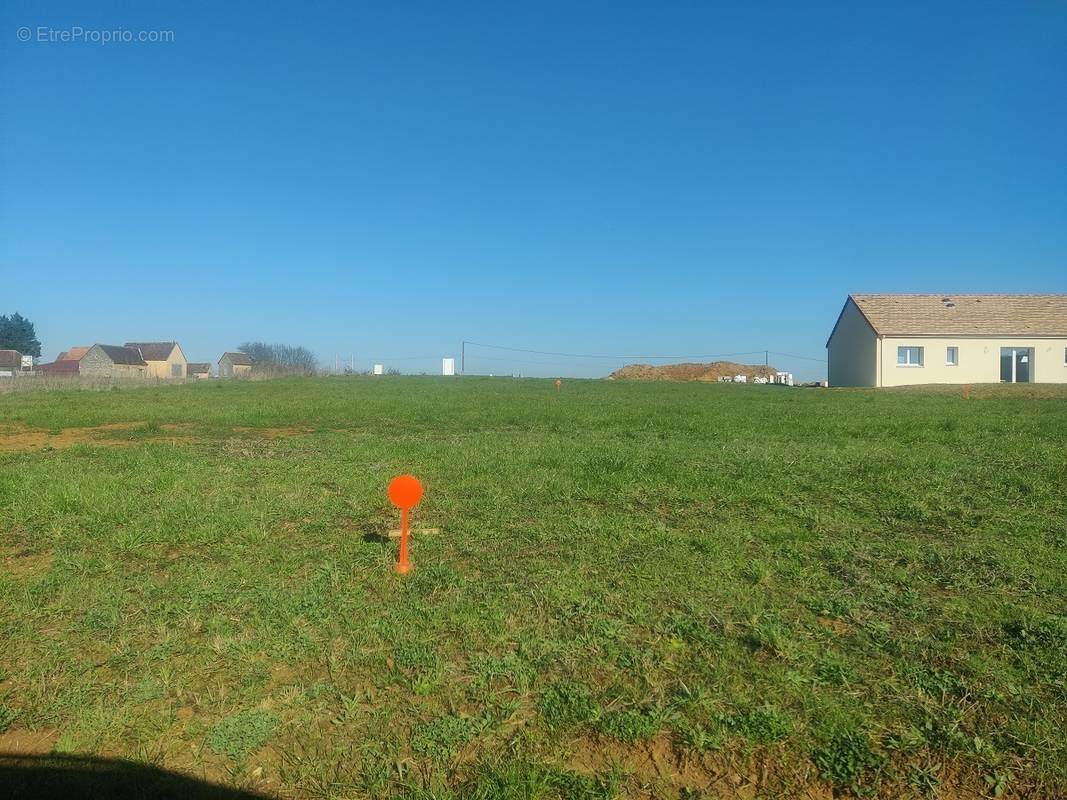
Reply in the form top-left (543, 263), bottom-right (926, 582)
top-left (0, 753), bottom-right (270, 799)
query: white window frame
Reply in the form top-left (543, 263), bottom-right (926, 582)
top-left (897, 346), bottom-right (924, 367)
top-left (945, 346), bottom-right (958, 366)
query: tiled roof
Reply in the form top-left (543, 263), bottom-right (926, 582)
top-left (96, 344), bottom-right (147, 366)
top-left (849, 294), bottom-right (1067, 336)
top-left (186, 362), bottom-right (211, 374)
top-left (125, 342), bottom-right (178, 361)
top-left (57, 346), bottom-right (90, 361)
top-left (220, 352), bottom-right (254, 366)
top-left (0, 350), bottom-right (21, 368)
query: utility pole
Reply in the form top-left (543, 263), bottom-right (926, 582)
top-left (461, 341), bottom-right (465, 374)
top-left (765, 350), bottom-right (769, 366)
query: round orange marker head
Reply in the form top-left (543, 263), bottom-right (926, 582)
top-left (388, 474), bottom-right (423, 509)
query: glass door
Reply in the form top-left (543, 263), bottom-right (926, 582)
top-left (1000, 347), bottom-right (1033, 383)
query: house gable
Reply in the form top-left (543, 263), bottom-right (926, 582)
top-left (827, 298), bottom-right (878, 387)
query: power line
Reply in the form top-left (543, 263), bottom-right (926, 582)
top-left (467, 354), bottom-right (595, 367)
top-left (463, 340), bottom-right (767, 361)
top-left (769, 350), bottom-right (828, 363)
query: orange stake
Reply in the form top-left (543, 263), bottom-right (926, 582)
top-left (963, 384), bottom-right (971, 400)
top-left (388, 475), bottom-right (423, 574)
top-left (555, 378), bottom-right (561, 391)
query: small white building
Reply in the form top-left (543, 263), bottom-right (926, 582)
top-left (827, 294), bottom-right (1067, 387)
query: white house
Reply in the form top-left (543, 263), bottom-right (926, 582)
top-left (827, 294), bottom-right (1067, 387)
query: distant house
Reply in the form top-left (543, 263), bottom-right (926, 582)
top-left (126, 342), bottom-right (187, 379)
top-left (218, 351), bottom-right (254, 378)
top-left (827, 294), bottom-right (1067, 387)
top-left (0, 350), bottom-right (22, 378)
top-left (57, 346), bottom-right (90, 362)
top-left (78, 344), bottom-right (148, 379)
top-left (37, 346), bottom-right (89, 376)
top-left (187, 362), bottom-right (212, 379)
top-left (37, 359), bottom-right (81, 376)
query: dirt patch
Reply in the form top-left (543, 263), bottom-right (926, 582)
top-left (0, 728), bottom-right (59, 755)
top-left (609, 361), bottom-right (779, 382)
top-left (0, 422), bottom-right (154, 452)
top-left (0, 420), bottom-right (229, 453)
top-left (159, 423), bottom-right (199, 433)
top-left (3, 550), bottom-right (53, 578)
top-left (232, 426), bottom-right (314, 439)
top-left (268, 664), bottom-right (297, 687)
top-left (566, 735), bottom-right (831, 799)
top-left (816, 616), bottom-right (850, 634)
top-left (0, 421), bottom-right (311, 453)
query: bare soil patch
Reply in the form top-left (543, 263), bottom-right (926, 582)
top-left (0, 422), bottom-right (152, 452)
top-left (566, 735), bottom-right (831, 799)
top-left (2, 550), bottom-right (53, 578)
top-left (0, 422), bottom-right (312, 453)
top-left (0, 423), bottom-right (118, 452)
top-left (232, 426), bottom-right (314, 438)
top-left (0, 728), bottom-right (59, 756)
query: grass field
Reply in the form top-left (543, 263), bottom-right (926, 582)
top-left (1, 377), bottom-right (1065, 799)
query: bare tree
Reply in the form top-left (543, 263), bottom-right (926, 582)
top-left (238, 341), bottom-right (318, 375)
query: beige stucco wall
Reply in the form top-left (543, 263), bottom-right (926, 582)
top-left (878, 337), bottom-right (1067, 386)
top-left (827, 300), bottom-right (878, 387)
top-left (142, 345), bottom-right (187, 379)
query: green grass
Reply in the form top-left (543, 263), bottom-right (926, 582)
top-left (1, 377), bottom-right (1065, 798)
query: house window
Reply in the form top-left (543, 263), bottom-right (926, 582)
top-left (171, 363), bottom-right (182, 377)
top-left (897, 346), bottom-right (923, 367)
top-left (946, 347), bottom-right (958, 366)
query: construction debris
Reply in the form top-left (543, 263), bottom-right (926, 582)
top-left (609, 361), bottom-right (781, 383)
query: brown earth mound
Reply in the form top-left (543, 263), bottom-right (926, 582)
top-left (609, 361), bottom-right (778, 382)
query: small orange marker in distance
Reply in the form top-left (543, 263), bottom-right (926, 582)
top-left (963, 384), bottom-right (971, 400)
top-left (555, 378), bottom-right (561, 391)
top-left (388, 475), bottom-right (423, 574)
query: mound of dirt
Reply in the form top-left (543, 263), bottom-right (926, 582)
top-left (609, 361), bottom-right (778, 382)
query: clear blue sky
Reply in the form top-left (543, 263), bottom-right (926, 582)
top-left (2, 1), bottom-right (1065, 379)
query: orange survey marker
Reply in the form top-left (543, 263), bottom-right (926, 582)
top-left (388, 475), bottom-right (423, 574)
top-left (963, 384), bottom-right (971, 400)
top-left (555, 378), bottom-right (561, 391)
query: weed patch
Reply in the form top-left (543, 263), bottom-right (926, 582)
top-left (411, 714), bottom-right (474, 761)
top-left (205, 709), bottom-right (278, 762)
top-left (539, 683), bottom-right (597, 730)
top-left (812, 728), bottom-right (888, 795)
top-left (597, 707), bottom-right (661, 742)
